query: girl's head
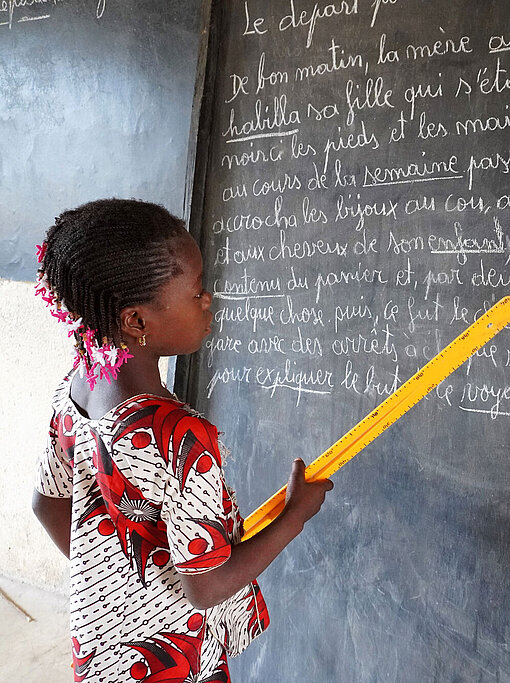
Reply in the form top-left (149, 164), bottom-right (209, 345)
top-left (36, 198), bottom-right (212, 388)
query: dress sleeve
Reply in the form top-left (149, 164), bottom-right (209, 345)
top-left (34, 409), bottom-right (73, 498)
top-left (160, 413), bottom-right (232, 575)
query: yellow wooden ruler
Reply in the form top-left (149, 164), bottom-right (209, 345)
top-left (241, 296), bottom-right (510, 541)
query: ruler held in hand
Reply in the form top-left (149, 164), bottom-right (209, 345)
top-left (241, 296), bottom-right (510, 542)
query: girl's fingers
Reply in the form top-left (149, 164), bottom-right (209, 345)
top-left (291, 458), bottom-right (306, 478)
top-left (291, 459), bottom-right (334, 489)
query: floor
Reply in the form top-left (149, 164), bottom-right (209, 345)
top-left (0, 575), bottom-right (71, 682)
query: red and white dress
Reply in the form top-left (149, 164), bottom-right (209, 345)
top-left (35, 372), bottom-right (269, 682)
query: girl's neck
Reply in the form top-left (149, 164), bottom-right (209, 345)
top-left (70, 351), bottom-right (173, 420)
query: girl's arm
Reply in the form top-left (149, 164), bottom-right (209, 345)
top-left (179, 458), bottom-right (333, 609)
top-left (32, 490), bottom-right (72, 559)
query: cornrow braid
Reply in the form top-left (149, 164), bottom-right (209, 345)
top-left (39, 198), bottom-right (188, 347)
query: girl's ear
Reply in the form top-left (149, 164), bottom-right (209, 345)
top-left (120, 306), bottom-right (147, 339)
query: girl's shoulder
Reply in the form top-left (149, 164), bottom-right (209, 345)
top-left (51, 369), bottom-right (223, 460)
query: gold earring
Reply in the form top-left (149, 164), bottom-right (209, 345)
top-left (138, 334), bottom-right (147, 347)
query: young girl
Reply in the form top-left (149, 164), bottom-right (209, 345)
top-left (32, 198), bottom-right (333, 682)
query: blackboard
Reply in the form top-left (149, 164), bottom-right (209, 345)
top-left (179, 1), bottom-right (510, 681)
top-left (0, 0), bottom-right (202, 281)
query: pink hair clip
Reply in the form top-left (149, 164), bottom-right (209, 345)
top-left (72, 332), bottom-right (133, 390)
top-left (36, 242), bottom-right (47, 263)
top-left (67, 317), bottom-right (83, 337)
top-left (50, 308), bottom-right (69, 323)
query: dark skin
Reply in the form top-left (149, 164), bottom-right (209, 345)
top-left (33, 232), bottom-right (333, 609)
top-left (32, 494), bottom-right (73, 558)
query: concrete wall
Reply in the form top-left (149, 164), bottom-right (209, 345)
top-left (0, 278), bottom-right (74, 592)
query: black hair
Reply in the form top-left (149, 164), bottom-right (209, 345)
top-left (39, 198), bottom-right (188, 346)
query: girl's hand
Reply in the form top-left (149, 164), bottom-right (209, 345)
top-left (284, 458), bottom-right (333, 527)
top-left (180, 458), bottom-right (333, 609)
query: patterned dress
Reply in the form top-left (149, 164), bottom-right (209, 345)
top-left (35, 372), bottom-right (269, 682)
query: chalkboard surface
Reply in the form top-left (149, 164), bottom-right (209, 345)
top-left (0, 0), bottom-right (201, 281)
top-left (181, 1), bottom-right (510, 680)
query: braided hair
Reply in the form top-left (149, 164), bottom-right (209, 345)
top-left (39, 198), bottom-right (188, 347)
